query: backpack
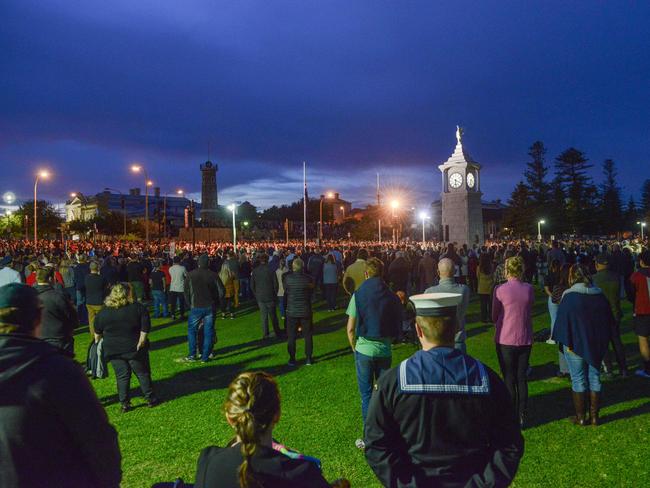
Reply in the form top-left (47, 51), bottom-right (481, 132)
top-left (86, 339), bottom-right (108, 379)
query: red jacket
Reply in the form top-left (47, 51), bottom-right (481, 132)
top-left (630, 268), bottom-right (650, 316)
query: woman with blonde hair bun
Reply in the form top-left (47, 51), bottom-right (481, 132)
top-left (491, 255), bottom-right (535, 428)
top-left (195, 371), bottom-right (349, 488)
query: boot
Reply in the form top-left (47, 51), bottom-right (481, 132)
top-left (589, 391), bottom-right (600, 426)
top-left (570, 391), bottom-right (587, 426)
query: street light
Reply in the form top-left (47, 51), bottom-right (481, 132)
top-left (163, 189), bottom-right (184, 238)
top-left (638, 221), bottom-right (647, 240)
top-left (419, 211), bottom-right (430, 246)
top-left (33, 170), bottom-right (50, 245)
top-left (319, 192), bottom-right (335, 243)
top-left (391, 200), bottom-right (400, 244)
top-left (130, 164), bottom-right (151, 245)
top-left (2, 192), bottom-right (16, 205)
top-left (537, 219), bottom-right (546, 241)
top-left (228, 204), bottom-right (237, 252)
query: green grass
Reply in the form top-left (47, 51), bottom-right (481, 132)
top-left (76, 290), bottom-right (650, 487)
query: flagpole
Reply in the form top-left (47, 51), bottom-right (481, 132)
top-left (303, 161), bottom-right (307, 248)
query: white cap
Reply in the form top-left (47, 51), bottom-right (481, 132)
top-left (409, 292), bottom-right (463, 317)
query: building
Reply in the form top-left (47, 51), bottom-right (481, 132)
top-left (437, 126), bottom-right (484, 245)
top-left (200, 160), bottom-right (220, 226)
top-left (328, 193), bottom-right (352, 224)
top-left (65, 188), bottom-right (195, 232)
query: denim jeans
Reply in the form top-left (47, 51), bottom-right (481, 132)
top-left (355, 351), bottom-right (391, 423)
top-left (188, 307), bottom-right (215, 361)
top-left (564, 350), bottom-right (601, 392)
top-left (152, 290), bottom-right (169, 318)
top-left (549, 298), bottom-right (568, 373)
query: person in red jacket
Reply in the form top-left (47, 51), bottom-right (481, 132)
top-left (629, 250), bottom-right (650, 379)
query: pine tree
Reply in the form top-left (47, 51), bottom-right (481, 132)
top-left (504, 181), bottom-right (533, 236)
top-left (554, 148), bottom-right (597, 234)
top-left (524, 141), bottom-right (551, 218)
top-left (549, 175), bottom-right (567, 235)
top-left (599, 159), bottom-right (623, 235)
top-left (641, 179), bottom-right (650, 219)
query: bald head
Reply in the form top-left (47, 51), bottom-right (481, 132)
top-left (438, 258), bottom-right (454, 278)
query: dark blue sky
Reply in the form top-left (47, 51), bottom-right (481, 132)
top-left (1, 0), bottom-right (649, 209)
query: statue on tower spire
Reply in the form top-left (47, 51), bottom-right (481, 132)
top-left (456, 125), bottom-right (464, 144)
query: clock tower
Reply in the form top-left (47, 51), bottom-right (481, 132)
top-left (438, 126), bottom-right (483, 245)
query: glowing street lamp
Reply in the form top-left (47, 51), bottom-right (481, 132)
top-left (319, 192), bottom-right (335, 243)
top-left (130, 164), bottom-right (151, 245)
top-left (33, 170), bottom-right (50, 245)
top-left (419, 211), bottom-right (430, 246)
top-left (637, 221), bottom-right (647, 240)
top-left (2, 192), bottom-right (16, 205)
top-left (537, 219), bottom-right (546, 241)
top-left (391, 200), bottom-right (400, 244)
top-left (228, 204), bottom-right (237, 252)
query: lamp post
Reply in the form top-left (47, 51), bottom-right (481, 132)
top-left (228, 204), bottom-right (237, 252)
top-left (104, 187), bottom-right (127, 237)
top-left (319, 192), bottom-right (334, 244)
top-left (163, 189), bottom-right (183, 238)
top-left (537, 219), bottom-right (546, 241)
top-left (130, 164), bottom-right (151, 245)
top-left (419, 211), bottom-right (429, 246)
top-left (33, 170), bottom-right (50, 245)
top-left (391, 200), bottom-right (399, 244)
top-left (638, 221), bottom-right (647, 240)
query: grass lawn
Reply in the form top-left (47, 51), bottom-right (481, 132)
top-left (76, 289), bottom-right (650, 487)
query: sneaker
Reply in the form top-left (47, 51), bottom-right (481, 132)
top-left (147, 398), bottom-right (161, 408)
top-left (287, 359), bottom-right (297, 367)
top-left (207, 352), bottom-right (217, 360)
top-left (306, 358), bottom-right (315, 366)
top-left (355, 438), bottom-right (365, 449)
top-left (183, 356), bottom-right (197, 363)
top-left (545, 338), bottom-right (556, 345)
top-left (230, 313), bottom-right (235, 320)
top-left (121, 403), bottom-right (131, 413)
top-left (634, 369), bottom-right (650, 379)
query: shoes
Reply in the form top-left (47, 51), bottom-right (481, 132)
top-left (634, 369), bottom-right (650, 379)
top-left (589, 392), bottom-right (599, 426)
top-left (230, 313), bottom-right (235, 320)
top-left (148, 398), bottom-right (161, 408)
top-left (355, 438), bottom-right (365, 449)
top-left (288, 359), bottom-right (297, 367)
top-left (306, 358), bottom-right (315, 366)
top-left (207, 352), bottom-right (217, 360)
top-left (545, 338), bottom-right (556, 345)
top-left (121, 403), bottom-right (131, 413)
top-left (569, 391), bottom-right (588, 426)
top-left (183, 356), bottom-right (197, 363)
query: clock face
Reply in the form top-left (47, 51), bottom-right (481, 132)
top-left (449, 172), bottom-right (463, 189)
top-left (466, 172), bottom-right (475, 188)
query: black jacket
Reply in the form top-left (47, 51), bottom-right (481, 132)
top-left (251, 264), bottom-right (279, 302)
top-left (283, 272), bottom-right (314, 318)
top-left (85, 273), bottom-right (108, 306)
top-left (94, 302), bottom-right (151, 359)
top-left (195, 445), bottom-right (329, 488)
top-left (34, 284), bottom-right (78, 344)
top-left (73, 263), bottom-right (90, 292)
top-left (184, 267), bottom-right (225, 309)
top-left (0, 334), bottom-right (121, 488)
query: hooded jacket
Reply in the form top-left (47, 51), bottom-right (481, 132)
top-left (0, 334), bottom-right (121, 487)
top-left (34, 283), bottom-right (78, 345)
top-left (552, 283), bottom-right (613, 368)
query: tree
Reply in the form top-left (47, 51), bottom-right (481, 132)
top-left (503, 182), bottom-right (532, 236)
top-left (524, 141), bottom-right (551, 217)
top-left (624, 196), bottom-right (639, 230)
top-left (599, 159), bottom-right (623, 235)
top-left (15, 200), bottom-right (64, 239)
top-left (641, 179), bottom-right (650, 221)
top-left (548, 175), bottom-right (567, 235)
top-left (554, 148), bottom-right (597, 234)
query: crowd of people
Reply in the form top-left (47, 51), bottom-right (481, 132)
top-left (0, 234), bottom-right (648, 487)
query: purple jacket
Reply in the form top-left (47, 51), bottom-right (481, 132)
top-left (492, 278), bottom-right (534, 346)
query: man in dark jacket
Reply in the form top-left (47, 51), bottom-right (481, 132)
top-left (307, 250), bottom-right (325, 295)
top-left (126, 255), bottom-right (146, 302)
top-left (0, 283), bottom-right (121, 487)
top-left (593, 253), bottom-right (628, 376)
top-left (365, 292), bottom-right (524, 487)
top-left (251, 254), bottom-right (282, 340)
top-left (184, 254), bottom-right (224, 362)
top-left (34, 267), bottom-right (78, 356)
top-left (283, 258), bottom-right (314, 366)
top-left (73, 254), bottom-right (91, 322)
top-left (387, 251), bottom-right (410, 293)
